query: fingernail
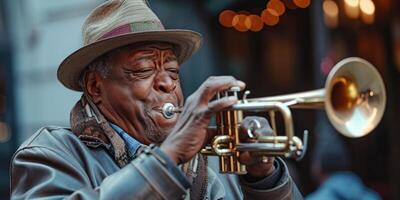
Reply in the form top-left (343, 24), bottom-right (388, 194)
top-left (237, 81), bottom-right (246, 88)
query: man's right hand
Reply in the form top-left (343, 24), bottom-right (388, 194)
top-left (160, 76), bottom-right (245, 165)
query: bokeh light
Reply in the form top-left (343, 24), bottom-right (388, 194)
top-left (247, 15), bottom-right (264, 32)
top-left (293, 0), bottom-right (311, 8)
top-left (267, 0), bottom-right (286, 16)
top-left (344, 0), bottom-right (360, 7)
top-left (244, 17), bottom-right (252, 30)
top-left (219, 0), bottom-right (317, 31)
top-left (360, 0), bottom-right (375, 15)
top-left (323, 0), bottom-right (339, 28)
top-left (219, 10), bottom-right (236, 28)
top-left (323, 0), bottom-right (339, 17)
top-left (232, 14), bottom-right (250, 32)
top-left (261, 9), bottom-right (280, 26)
top-left (344, 0), bottom-right (360, 19)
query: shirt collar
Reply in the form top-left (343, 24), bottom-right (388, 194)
top-left (110, 123), bottom-right (142, 156)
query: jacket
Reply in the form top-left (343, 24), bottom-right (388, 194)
top-left (10, 126), bottom-right (302, 199)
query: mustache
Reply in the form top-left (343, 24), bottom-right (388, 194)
top-left (150, 97), bottom-right (181, 110)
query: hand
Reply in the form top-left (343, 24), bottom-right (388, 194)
top-left (238, 116), bottom-right (276, 178)
top-left (160, 76), bottom-right (245, 165)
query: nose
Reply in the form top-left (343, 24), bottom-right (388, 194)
top-left (154, 71), bottom-right (176, 93)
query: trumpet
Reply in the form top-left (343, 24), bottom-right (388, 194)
top-left (162, 57), bottom-right (386, 174)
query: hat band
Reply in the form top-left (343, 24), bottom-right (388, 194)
top-left (98, 20), bottom-right (165, 41)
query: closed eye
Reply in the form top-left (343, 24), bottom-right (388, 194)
top-left (166, 68), bottom-right (179, 80)
top-left (124, 68), bottom-right (155, 79)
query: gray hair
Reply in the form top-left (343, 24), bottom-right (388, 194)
top-left (78, 53), bottom-right (112, 90)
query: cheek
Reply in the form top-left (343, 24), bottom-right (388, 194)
top-left (127, 80), bottom-right (154, 100)
top-left (105, 83), bottom-right (149, 121)
top-left (109, 78), bottom-right (153, 102)
top-left (100, 79), bottom-right (151, 116)
top-left (174, 83), bottom-right (184, 104)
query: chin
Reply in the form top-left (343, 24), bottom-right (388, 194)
top-left (142, 108), bottom-right (177, 144)
top-left (143, 121), bottom-right (174, 144)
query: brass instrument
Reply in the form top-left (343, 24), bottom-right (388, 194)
top-left (162, 57), bottom-right (386, 174)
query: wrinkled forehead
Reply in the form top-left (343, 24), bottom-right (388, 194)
top-left (115, 42), bottom-right (176, 56)
top-left (102, 42), bottom-right (178, 68)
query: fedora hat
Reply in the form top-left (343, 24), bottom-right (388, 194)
top-left (58, 0), bottom-right (202, 91)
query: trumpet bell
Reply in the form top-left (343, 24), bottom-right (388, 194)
top-left (325, 57), bottom-right (386, 138)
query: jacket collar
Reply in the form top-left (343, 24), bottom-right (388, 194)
top-left (70, 95), bottom-right (131, 167)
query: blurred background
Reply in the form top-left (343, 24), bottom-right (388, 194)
top-left (0, 0), bottom-right (400, 199)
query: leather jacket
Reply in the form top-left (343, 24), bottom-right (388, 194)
top-left (10, 126), bottom-right (302, 199)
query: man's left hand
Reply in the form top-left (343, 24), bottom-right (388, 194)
top-left (238, 116), bottom-right (276, 178)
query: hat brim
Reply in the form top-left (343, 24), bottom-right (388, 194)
top-left (57, 29), bottom-right (202, 91)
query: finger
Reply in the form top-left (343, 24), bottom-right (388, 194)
top-left (239, 152), bottom-right (259, 166)
top-left (239, 151), bottom-right (275, 166)
top-left (199, 76), bottom-right (245, 102)
top-left (246, 162), bottom-right (276, 177)
top-left (239, 152), bottom-right (254, 165)
top-left (207, 96), bottom-right (238, 113)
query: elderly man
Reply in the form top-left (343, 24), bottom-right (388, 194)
top-left (11, 0), bottom-right (302, 199)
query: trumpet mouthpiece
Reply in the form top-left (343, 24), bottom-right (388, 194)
top-left (161, 103), bottom-right (182, 119)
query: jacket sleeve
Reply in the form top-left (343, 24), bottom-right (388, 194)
top-left (10, 146), bottom-right (189, 200)
top-left (239, 158), bottom-right (303, 200)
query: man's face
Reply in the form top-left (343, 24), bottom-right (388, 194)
top-left (93, 43), bottom-right (183, 144)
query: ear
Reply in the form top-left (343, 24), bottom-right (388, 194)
top-left (84, 71), bottom-right (103, 104)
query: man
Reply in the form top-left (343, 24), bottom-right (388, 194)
top-left (11, 0), bottom-right (302, 199)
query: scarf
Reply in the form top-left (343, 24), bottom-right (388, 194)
top-left (70, 95), bottom-right (208, 200)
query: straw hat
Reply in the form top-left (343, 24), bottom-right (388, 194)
top-left (58, 0), bottom-right (202, 91)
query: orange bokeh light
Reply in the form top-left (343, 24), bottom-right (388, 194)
top-left (246, 15), bottom-right (264, 32)
top-left (261, 9), bottom-right (279, 26)
top-left (232, 14), bottom-right (250, 32)
top-left (293, 0), bottom-right (311, 8)
top-left (267, 0), bottom-right (286, 16)
top-left (219, 10), bottom-right (236, 28)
